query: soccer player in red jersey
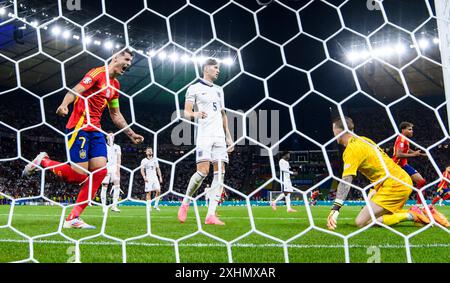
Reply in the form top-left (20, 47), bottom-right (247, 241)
top-left (22, 49), bottom-right (144, 229)
top-left (310, 190), bottom-right (321, 206)
top-left (432, 167), bottom-right (450, 205)
top-left (392, 122), bottom-right (427, 205)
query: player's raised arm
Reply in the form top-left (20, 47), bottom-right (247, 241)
top-left (56, 84), bottom-right (86, 117)
top-left (109, 104), bottom-right (143, 144)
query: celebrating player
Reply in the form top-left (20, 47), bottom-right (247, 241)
top-left (392, 122), bottom-right (427, 205)
top-left (271, 151), bottom-right (297, 212)
top-left (310, 190), bottom-right (321, 206)
top-left (100, 132), bottom-right (122, 213)
top-left (177, 58), bottom-right (234, 226)
top-left (22, 49), bottom-right (144, 229)
top-left (427, 166), bottom-right (450, 227)
top-left (327, 117), bottom-right (434, 230)
top-left (140, 146), bottom-right (163, 211)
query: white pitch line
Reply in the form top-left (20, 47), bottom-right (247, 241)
top-left (0, 213), bottom-right (354, 220)
top-left (0, 238), bottom-right (449, 249)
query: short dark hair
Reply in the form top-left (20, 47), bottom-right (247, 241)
top-left (119, 48), bottom-right (133, 57)
top-left (146, 146), bottom-right (152, 150)
top-left (202, 58), bottom-right (219, 70)
top-left (281, 151), bottom-right (290, 158)
top-left (332, 116), bottom-right (354, 131)
top-left (399, 121), bottom-right (413, 130)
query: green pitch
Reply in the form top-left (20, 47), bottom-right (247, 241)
top-left (0, 204), bottom-right (449, 263)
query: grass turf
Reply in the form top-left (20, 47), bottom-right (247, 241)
top-left (0, 204), bottom-right (449, 263)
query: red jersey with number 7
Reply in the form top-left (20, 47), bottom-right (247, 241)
top-left (66, 66), bottom-right (120, 132)
top-left (392, 135), bottom-right (409, 167)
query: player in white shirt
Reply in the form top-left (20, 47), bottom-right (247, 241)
top-left (272, 151), bottom-right (297, 212)
top-left (140, 146), bottom-right (163, 211)
top-left (177, 58), bottom-right (234, 226)
top-left (101, 132), bottom-right (122, 212)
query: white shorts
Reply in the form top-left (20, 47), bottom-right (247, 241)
top-left (196, 136), bottom-right (229, 164)
top-left (145, 181), bottom-right (161, 192)
top-left (282, 182), bottom-right (294, 193)
top-left (102, 170), bottom-right (118, 184)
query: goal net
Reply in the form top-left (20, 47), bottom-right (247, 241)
top-left (0, 0), bottom-right (449, 263)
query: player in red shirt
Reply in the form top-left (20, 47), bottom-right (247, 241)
top-left (392, 121), bottom-right (427, 205)
top-left (310, 190), bottom-right (321, 206)
top-left (22, 49), bottom-right (144, 229)
top-left (431, 166), bottom-right (450, 205)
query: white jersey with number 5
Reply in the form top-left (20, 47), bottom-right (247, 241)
top-left (185, 79), bottom-right (225, 140)
top-left (141, 157), bottom-right (159, 181)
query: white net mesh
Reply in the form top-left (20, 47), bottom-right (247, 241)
top-left (0, 0), bottom-right (449, 263)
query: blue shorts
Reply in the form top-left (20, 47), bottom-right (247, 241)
top-left (66, 128), bottom-right (107, 163)
top-left (438, 188), bottom-right (450, 197)
top-left (401, 164), bottom-right (418, 176)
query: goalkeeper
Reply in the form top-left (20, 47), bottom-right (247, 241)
top-left (327, 117), bottom-right (433, 230)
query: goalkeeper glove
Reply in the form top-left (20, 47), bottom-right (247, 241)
top-left (327, 199), bottom-right (343, 230)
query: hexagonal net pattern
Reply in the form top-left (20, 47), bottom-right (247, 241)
top-left (0, 0), bottom-right (449, 263)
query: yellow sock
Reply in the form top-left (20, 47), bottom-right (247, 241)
top-left (382, 213), bottom-right (409, 226)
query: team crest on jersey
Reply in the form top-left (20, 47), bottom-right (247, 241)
top-left (79, 149), bottom-right (87, 160)
top-left (83, 77), bottom-right (92, 85)
top-left (106, 89), bottom-right (111, 98)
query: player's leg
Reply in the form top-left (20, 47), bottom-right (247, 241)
top-left (285, 192), bottom-right (297, 212)
top-left (360, 183), bottom-right (430, 227)
top-left (22, 130), bottom-right (89, 184)
top-left (111, 176), bottom-right (121, 212)
top-left (100, 173), bottom-right (110, 212)
top-left (64, 132), bottom-right (107, 229)
top-left (177, 144), bottom-right (210, 223)
top-left (409, 169), bottom-right (426, 205)
top-left (154, 187), bottom-right (161, 211)
top-left (205, 160), bottom-right (226, 225)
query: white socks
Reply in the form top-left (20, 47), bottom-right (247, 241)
top-left (207, 172), bottom-right (224, 217)
top-left (182, 171), bottom-right (206, 205)
top-left (112, 185), bottom-right (120, 207)
top-left (154, 193), bottom-right (160, 208)
top-left (101, 185), bottom-right (107, 207)
top-left (273, 193), bottom-right (285, 203)
top-left (285, 194), bottom-right (291, 210)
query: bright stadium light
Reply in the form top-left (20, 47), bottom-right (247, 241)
top-left (181, 54), bottom-right (190, 63)
top-left (433, 37), bottom-right (440, 44)
top-left (104, 41), bottom-right (113, 49)
top-left (30, 20), bottom-right (39, 27)
top-left (72, 34), bottom-right (80, 40)
top-left (115, 44), bottom-right (120, 49)
top-left (62, 30), bottom-right (71, 39)
top-left (94, 40), bottom-right (101, 46)
top-left (51, 26), bottom-right (61, 36)
top-left (346, 51), bottom-right (360, 62)
top-left (0, 7), bottom-right (6, 15)
top-left (394, 43), bottom-right (406, 55)
top-left (222, 57), bottom-right (233, 66)
top-left (169, 52), bottom-right (179, 62)
top-left (158, 51), bottom-right (167, 60)
top-left (84, 37), bottom-right (92, 45)
top-left (148, 50), bottom-right (156, 56)
top-left (418, 38), bottom-right (429, 49)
